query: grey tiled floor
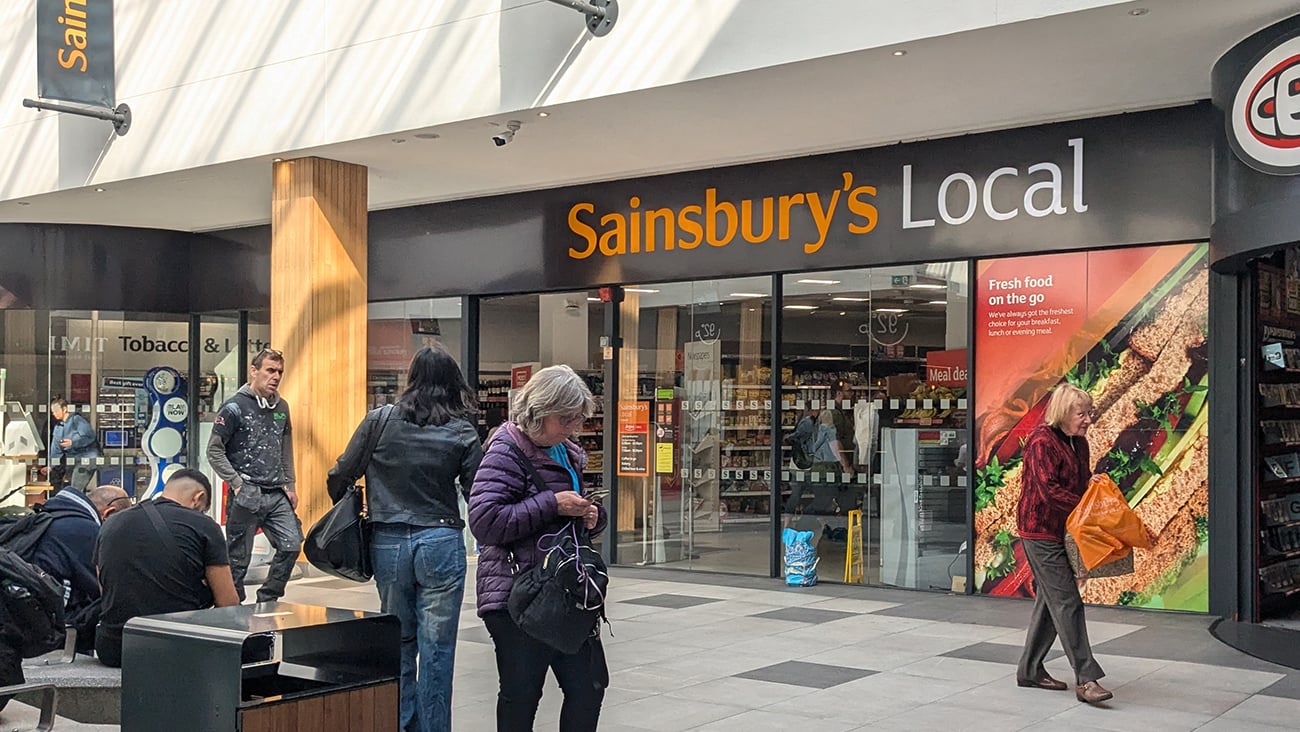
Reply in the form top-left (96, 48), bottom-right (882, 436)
top-left (7, 564), bottom-right (1300, 731)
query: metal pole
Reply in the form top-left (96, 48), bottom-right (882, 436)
top-left (541, 0), bottom-right (619, 36)
top-left (602, 287), bottom-right (622, 566)
top-left (544, 0), bottom-right (606, 18)
top-left (769, 274), bottom-right (783, 578)
top-left (22, 98), bottom-right (131, 135)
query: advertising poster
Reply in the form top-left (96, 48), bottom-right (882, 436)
top-left (617, 401), bottom-right (650, 477)
top-left (973, 243), bottom-right (1209, 611)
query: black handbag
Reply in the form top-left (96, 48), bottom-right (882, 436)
top-left (501, 440), bottom-right (609, 654)
top-left (305, 405), bottom-right (393, 581)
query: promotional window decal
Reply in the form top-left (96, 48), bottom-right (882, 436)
top-left (973, 242), bottom-right (1209, 611)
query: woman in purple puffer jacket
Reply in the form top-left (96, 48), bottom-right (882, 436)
top-left (469, 365), bottom-right (608, 732)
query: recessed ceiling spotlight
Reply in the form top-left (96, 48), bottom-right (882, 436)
top-left (537, 111), bottom-right (550, 118)
top-left (94, 187), bottom-right (105, 192)
top-left (1129, 7), bottom-right (1148, 16)
top-left (272, 157), bottom-right (283, 162)
top-left (892, 49), bottom-right (907, 57)
top-left (784, 305), bottom-right (819, 310)
top-left (748, 307), bottom-right (756, 312)
top-left (839, 311), bottom-right (847, 316)
top-left (625, 287), bottom-right (659, 294)
top-left (414, 132), bottom-right (440, 139)
top-left (796, 278), bottom-right (840, 285)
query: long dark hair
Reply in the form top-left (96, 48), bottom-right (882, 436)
top-left (396, 344), bottom-right (477, 426)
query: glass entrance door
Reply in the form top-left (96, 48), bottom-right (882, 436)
top-left (779, 265), bottom-right (969, 589)
top-left (613, 278), bottom-right (773, 574)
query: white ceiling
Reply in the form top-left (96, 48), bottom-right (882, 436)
top-left (3, 0), bottom-right (1298, 233)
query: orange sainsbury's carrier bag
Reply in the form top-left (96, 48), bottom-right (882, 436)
top-left (1065, 474), bottom-right (1154, 573)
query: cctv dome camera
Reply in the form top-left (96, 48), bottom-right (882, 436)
top-left (492, 120), bottom-right (522, 147)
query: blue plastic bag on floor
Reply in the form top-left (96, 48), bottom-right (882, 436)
top-left (782, 528), bottom-right (818, 587)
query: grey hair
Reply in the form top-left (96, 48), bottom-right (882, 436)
top-left (510, 365), bottom-right (595, 439)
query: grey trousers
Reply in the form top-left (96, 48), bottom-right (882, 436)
top-left (227, 488), bottom-right (303, 603)
top-left (1018, 538), bottom-right (1105, 685)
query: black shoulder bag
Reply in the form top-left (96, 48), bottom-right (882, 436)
top-left (305, 405), bottom-right (393, 582)
top-left (500, 439), bottom-right (609, 654)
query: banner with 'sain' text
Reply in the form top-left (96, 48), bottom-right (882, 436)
top-left (37, 0), bottom-right (115, 107)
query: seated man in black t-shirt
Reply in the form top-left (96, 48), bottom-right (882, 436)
top-left (94, 469), bottom-right (240, 667)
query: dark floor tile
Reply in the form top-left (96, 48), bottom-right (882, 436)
top-left (1093, 626), bottom-right (1288, 671)
top-left (941, 641), bottom-right (1061, 666)
top-left (734, 660), bottom-right (877, 689)
top-left (621, 593), bottom-right (723, 609)
top-left (1258, 674), bottom-right (1300, 700)
top-left (872, 598), bottom-right (1030, 628)
top-left (750, 607), bottom-right (861, 624)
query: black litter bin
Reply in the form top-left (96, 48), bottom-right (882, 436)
top-left (122, 602), bottom-right (399, 731)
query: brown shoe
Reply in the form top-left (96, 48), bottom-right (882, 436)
top-left (1076, 681), bottom-right (1113, 704)
top-left (1017, 675), bottom-right (1068, 691)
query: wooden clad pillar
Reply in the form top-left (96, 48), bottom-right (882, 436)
top-left (271, 157), bottom-right (368, 535)
top-left (618, 294), bottom-right (642, 535)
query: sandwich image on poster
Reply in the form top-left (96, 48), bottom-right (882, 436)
top-left (972, 242), bottom-right (1209, 611)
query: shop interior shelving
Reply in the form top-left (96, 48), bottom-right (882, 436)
top-left (1256, 261), bottom-right (1300, 618)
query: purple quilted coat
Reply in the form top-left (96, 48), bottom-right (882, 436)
top-left (469, 422), bottom-right (608, 616)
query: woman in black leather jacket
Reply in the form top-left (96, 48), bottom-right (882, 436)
top-left (327, 344), bottom-right (483, 732)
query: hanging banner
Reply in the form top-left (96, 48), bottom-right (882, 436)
top-left (36, 0), bottom-right (116, 107)
top-left (972, 242), bottom-right (1210, 611)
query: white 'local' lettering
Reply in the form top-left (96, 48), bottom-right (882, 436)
top-left (904, 138), bottom-right (1087, 229)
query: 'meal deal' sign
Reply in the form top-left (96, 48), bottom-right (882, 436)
top-left (36, 0), bottom-right (115, 107)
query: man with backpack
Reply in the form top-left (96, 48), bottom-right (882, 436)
top-left (0, 484), bottom-right (131, 704)
top-left (17, 486), bottom-right (130, 647)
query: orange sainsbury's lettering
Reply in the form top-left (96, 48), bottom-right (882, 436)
top-left (56, 0), bottom-right (89, 73)
top-left (563, 179), bottom-right (879, 260)
top-left (568, 203), bottom-right (597, 259)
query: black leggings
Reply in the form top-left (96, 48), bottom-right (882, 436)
top-left (482, 610), bottom-right (606, 732)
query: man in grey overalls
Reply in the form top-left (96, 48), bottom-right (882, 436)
top-left (206, 348), bottom-right (302, 603)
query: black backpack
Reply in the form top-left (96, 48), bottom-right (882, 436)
top-left (0, 510), bottom-right (55, 560)
top-left (507, 529), bottom-right (608, 654)
top-left (785, 419), bottom-right (815, 470)
top-left (0, 548), bottom-right (66, 657)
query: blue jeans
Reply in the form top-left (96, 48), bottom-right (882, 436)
top-left (372, 524), bottom-right (467, 732)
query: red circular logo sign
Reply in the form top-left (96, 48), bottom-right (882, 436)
top-left (1231, 35), bottom-right (1300, 174)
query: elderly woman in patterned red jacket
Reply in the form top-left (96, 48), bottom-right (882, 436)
top-left (1016, 383), bottom-right (1112, 704)
top-left (469, 365), bottom-right (607, 732)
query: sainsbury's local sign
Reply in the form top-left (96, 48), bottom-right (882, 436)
top-left (367, 105), bottom-right (1211, 298)
top-left (565, 138), bottom-right (1089, 260)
